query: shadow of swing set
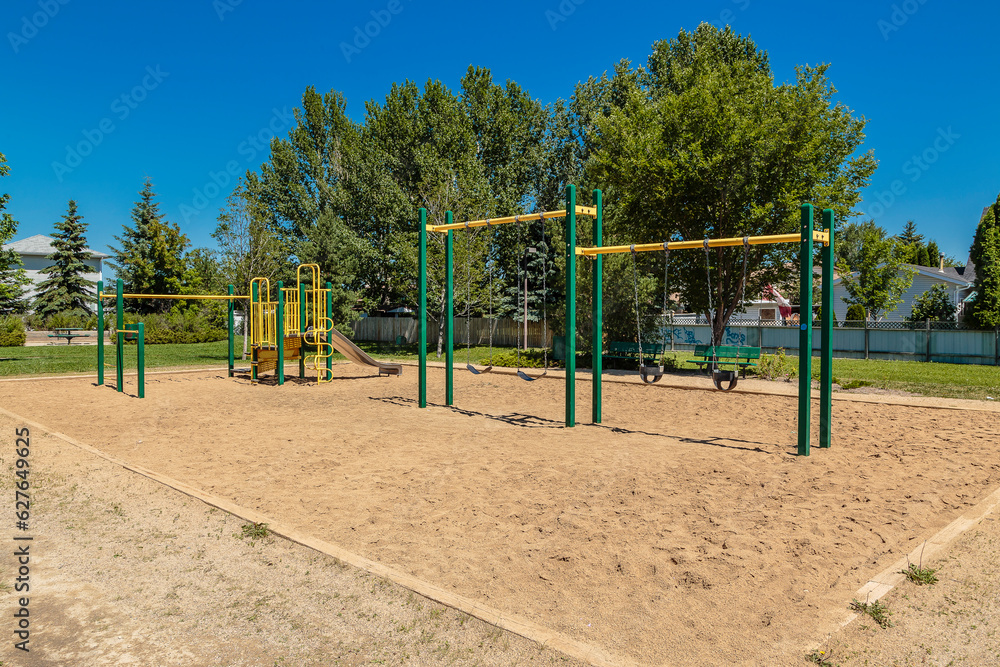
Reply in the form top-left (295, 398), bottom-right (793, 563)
top-left (417, 185), bottom-right (837, 456)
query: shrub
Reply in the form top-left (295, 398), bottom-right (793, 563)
top-left (752, 348), bottom-right (797, 380)
top-left (0, 315), bottom-right (26, 347)
top-left (479, 349), bottom-right (559, 369)
top-left (844, 303), bottom-right (866, 327)
top-left (109, 310), bottom-right (227, 345)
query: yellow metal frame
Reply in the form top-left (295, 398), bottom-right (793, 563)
top-left (426, 206), bottom-right (597, 234)
top-left (297, 264), bottom-right (335, 384)
top-left (575, 230), bottom-right (830, 256)
top-left (249, 278), bottom-right (277, 348)
top-left (282, 287), bottom-right (300, 336)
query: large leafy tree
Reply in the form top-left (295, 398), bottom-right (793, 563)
top-left (108, 178), bottom-right (190, 314)
top-left (840, 224), bottom-right (914, 320)
top-left (967, 193), bottom-right (1000, 328)
top-left (32, 200), bottom-right (95, 317)
top-left (591, 25), bottom-right (877, 343)
top-left (0, 152), bottom-right (29, 314)
top-left (907, 284), bottom-right (955, 323)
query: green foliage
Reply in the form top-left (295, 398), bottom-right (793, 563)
top-left (32, 200), bottom-right (96, 317)
top-left (238, 522), bottom-right (269, 543)
top-left (968, 193), bottom-right (1000, 328)
top-left (840, 224), bottom-right (915, 319)
top-left (844, 303), bottom-right (867, 325)
top-left (926, 240), bottom-right (940, 266)
top-left (849, 597), bottom-right (893, 629)
top-left (907, 284), bottom-right (955, 322)
top-left (108, 178), bottom-right (190, 314)
top-left (482, 348), bottom-right (556, 369)
top-left (752, 348), bottom-right (797, 380)
top-left (25, 309), bottom-right (98, 331)
top-left (591, 25), bottom-right (876, 344)
top-left (109, 310), bottom-right (227, 345)
top-left (897, 219), bottom-right (923, 246)
top-left (0, 314), bottom-right (26, 347)
top-left (805, 650), bottom-right (834, 666)
top-left (0, 152), bottom-right (29, 314)
top-left (900, 562), bottom-right (938, 586)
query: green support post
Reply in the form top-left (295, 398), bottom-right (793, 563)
top-left (326, 281), bottom-right (333, 379)
top-left (299, 282), bottom-right (306, 378)
top-left (97, 280), bottom-right (104, 386)
top-left (227, 284), bottom-right (235, 377)
top-left (277, 281), bottom-right (285, 386)
top-left (565, 185), bottom-right (577, 428)
top-left (136, 322), bottom-right (145, 399)
top-left (592, 189), bottom-right (603, 424)
top-left (820, 209), bottom-right (835, 448)
top-left (797, 204), bottom-right (814, 456)
top-left (418, 208), bottom-right (428, 408)
top-left (116, 278), bottom-right (124, 393)
top-left (251, 281), bottom-right (259, 382)
top-left (445, 215), bottom-right (454, 406)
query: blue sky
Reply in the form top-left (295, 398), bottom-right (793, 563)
top-left (2, 0), bottom-right (998, 272)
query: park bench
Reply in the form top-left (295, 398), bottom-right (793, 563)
top-left (685, 344), bottom-right (761, 378)
top-left (605, 341), bottom-right (663, 364)
top-left (47, 328), bottom-right (93, 345)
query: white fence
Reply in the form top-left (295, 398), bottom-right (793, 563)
top-left (352, 316), bottom-right (553, 348)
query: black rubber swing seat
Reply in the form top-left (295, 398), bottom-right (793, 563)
top-left (712, 368), bottom-right (739, 391)
top-left (467, 363), bottom-right (493, 375)
top-left (640, 365), bottom-right (664, 384)
top-left (517, 369), bottom-right (547, 382)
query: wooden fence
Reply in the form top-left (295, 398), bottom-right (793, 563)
top-left (351, 316), bottom-right (554, 348)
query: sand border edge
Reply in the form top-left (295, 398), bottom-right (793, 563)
top-left (0, 405), bottom-right (635, 667)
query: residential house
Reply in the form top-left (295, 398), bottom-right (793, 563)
top-left (2, 234), bottom-right (108, 306)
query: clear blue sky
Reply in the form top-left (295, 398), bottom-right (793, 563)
top-left (2, 0), bottom-right (998, 272)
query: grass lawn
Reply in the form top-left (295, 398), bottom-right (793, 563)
top-left (2, 342), bottom-right (998, 401)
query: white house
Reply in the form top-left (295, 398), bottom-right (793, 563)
top-left (830, 257), bottom-right (976, 322)
top-left (2, 234), bottom-right (108, 306)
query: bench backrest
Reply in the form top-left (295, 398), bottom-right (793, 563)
top-left (693, 344), bottom-right (761, 359)
top-left (608, 341), bottom-right (663, 354)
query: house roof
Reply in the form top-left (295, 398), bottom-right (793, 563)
top-left (830, 262), bottom-right (976, 287)
top-left (2, 234), bottom-right (109, 259)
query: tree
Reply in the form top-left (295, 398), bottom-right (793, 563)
top-left (907, 284), bottom-right (955, 322)
top-left (967, 193), bottom-right (1000, 328)
top-left (914, 244), bottom-right (930, 267)
top-left (0, 152), bottom-right (29, 314)
top-left (926, 240), bottom-right (940, 267)
top-left (32, 200), bottom-right (95, 318)
top-left (845, 303), bottom-right (866, 326)
top-left (897, 220), bottom-right (923, 246)
top-left (840, 224), bottom-right (915, 320)
top-left (591, 25), bottom-right (877, 343)
top-left (836, 219), bottom-right (880, 272)
top-left (108, 178), bottom-right (190, 314)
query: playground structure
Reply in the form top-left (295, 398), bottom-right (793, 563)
top-left (96, 264), bottom-right (401, 396)
top-left (418, 185), bottom-right (836, 456)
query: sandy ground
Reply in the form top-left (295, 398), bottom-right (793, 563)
top-left (1, 364), bottom-right (999, 666)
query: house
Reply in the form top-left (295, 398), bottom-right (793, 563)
top-left (2, 234), bottom-right (108, 306)
top-left (830, 256), bottom-right (976, 322)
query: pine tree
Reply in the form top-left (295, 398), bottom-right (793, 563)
top-left (915, 244), bottom-right (930, 267)
top-left (898, 220), bottom-right (924, 245)
top-left (968, 193), bottom-right (1000, 328)
top-left (926, 240), bottom-right (940, 267)
top-left (0, 152), bottom-right (29, 313)
top-left (32, 200), bottom-right (96, 318)
top-left (108, 178), bottom-right (190, 314)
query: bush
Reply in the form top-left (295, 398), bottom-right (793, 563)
top-left (24, 309), bottom-right (98, 331)
top-left (479, 348), bottom-right (560, 369)
top-left (844, 303), bottom-right (866, 327)
top-left (0, 315), bottom-right (26, 347)
top-left (752, 348), bottom-right (797, 380)
top-left (109, 310), bottom-right (227, 345)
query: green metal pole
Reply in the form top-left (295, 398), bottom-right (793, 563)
top-left (326, 281), bottom-right (334, 379)
top-left (797, 204), bottom-right (814, 456)
top-left (227, 284), bottom-right (234, 378)
top-left (299, 282), bottom-right (306, 378)
top-left (116, 278), bottom-right (124, 393)
top-left (565, 185), bottom-right (577, 428)
top-left (419, 208), bottom-right (428, 408)
top-left (97, 280), bottom-right (104, 386)
top-left (137, 322), bottom-right (145, 399)
top-left (592, 189), bottom-right (603, 424)
top-left (445, 215), bottom-right (454, 406)
top-left (251, 281), bottom-right (259, 382)
top-left (820, 209), bottom-right (835, 448)
top-left (277, 281), bottom-right (285, 386)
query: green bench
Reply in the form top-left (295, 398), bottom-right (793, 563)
top-left (605, 341), bottom-right (664, 364)
top-left (686, 344), bottom-right (761, 378)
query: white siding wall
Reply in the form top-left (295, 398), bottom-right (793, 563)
top-left (18, 255), bottom-right (103, 302)
top-left (833, 268), bottom-right (966, 322)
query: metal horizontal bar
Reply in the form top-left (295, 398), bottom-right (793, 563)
top-left (576, 231), bottom-right (829, 256)
top-left (428, 206), bottom-right (597, 233)
top-left (99, 293), bottom-right (248, 300)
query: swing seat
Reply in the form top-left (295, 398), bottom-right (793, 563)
top-left (467, 363), bottom-right (493, 375)
top-left (640, 365), bottom-right (663, 384)
top-left (517, 369), bottom-right (547, 382)
top-left (712, 368), bottom-right (739, 391)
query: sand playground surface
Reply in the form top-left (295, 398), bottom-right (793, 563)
top-left (2, 363), bottom-right (999, 666)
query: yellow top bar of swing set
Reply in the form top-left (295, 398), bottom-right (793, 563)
top-left (426, 206), bottom-right (598, 233)
top-left (574, 230), bottom-right (830, 256)
top-left (98, 293), bottom-right (248, 300)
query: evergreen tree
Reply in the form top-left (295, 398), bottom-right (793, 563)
top-left (968, 193), bottom-right (1000, 328)
top-left (897, 220), bottom-right (923, 245)
top-left (32, 200), bottom-right (95, 318)
top-left (0, 152), bottom-right (29, 314)
top-left (926, 240), bottom-right (940, 267)
top-left (915, 244), bottom-right (930, 267)
top-left (108, 178), bottom-right (190, 314)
